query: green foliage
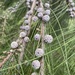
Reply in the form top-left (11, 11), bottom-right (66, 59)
top-left (0, 0), bottom-right (75, 75)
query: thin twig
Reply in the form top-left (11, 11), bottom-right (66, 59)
top-left (39, 0), bottom-right (45, 75)
top-left (0, 53), bottom-right (12, 68)
top-left (40, 23), bottom-right (45, 75)
top-left (18, 39), bottom-right (26, 63)
top-left (18, 0), bottom-right (36, 63)
top-left (0, 0), bottom-right (36, 68)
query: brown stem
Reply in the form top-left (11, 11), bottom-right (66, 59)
top-left (0, 53), bottom-right (12, 68)
top-left (18, 0), bottom-right (36, 63)
top-left (39, 0), bottom-right (45, 75)
top-left (18, 39), bottom-right (26, 63)
top-left (40, 23), bottom-right (45, 75)
top-left (0, 36), bottom-right (23, 68)
top-left (0, 0), bottom-right (36, 68)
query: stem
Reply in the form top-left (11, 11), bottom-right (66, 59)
top-left (0, 53), bottom-right (12, 68)
top-left (18, 0), bottom-right (36, 63)
top-left (0, 0), bottom-right (36, 68)
top-left (40, 23), bottom-right (45, 75)
top-left (39, 0), bottom-right (45, 75)
top-left (18, 39), bottom-right (26, 63)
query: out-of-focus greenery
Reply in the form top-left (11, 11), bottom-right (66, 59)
top-left (0, 0), bottom-right (75, 75)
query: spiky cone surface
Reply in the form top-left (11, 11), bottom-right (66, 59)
top-left (32, 60), bottom-right (41, 69)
